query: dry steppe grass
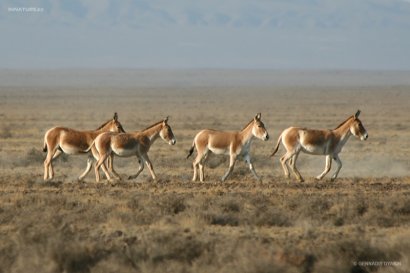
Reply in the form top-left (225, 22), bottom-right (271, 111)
top-left (0, 174), bottom-right (409, 273)
top-left (1, 73), bottom-right (409, 272)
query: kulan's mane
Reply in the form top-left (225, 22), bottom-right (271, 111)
top-left (96, 119), bottom-right (112, 130)
top-left (334, 116), bottom-right (353, 130)
top-left (241, 119), bottom-right (254, 131)
top-left (143, 120), bottom-right (163, 131)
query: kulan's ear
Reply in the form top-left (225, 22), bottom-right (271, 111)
top-left (113, 112), bottom-right (118, 121)
top-left (163, 116), bottom-right (169, 124)
top-left (254, 113), bottom-right (261, 121)
top-left (354, 110), bottom-right (361, 119)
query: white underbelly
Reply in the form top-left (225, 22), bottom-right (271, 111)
top-left (112, 147), bottom-right (137, 157)
top-left (301, 144), bottom-right (327, 155)
top-left (208, 147), bottom-right (229, 155)
top-left (60, 145), bottom-right (83, 155)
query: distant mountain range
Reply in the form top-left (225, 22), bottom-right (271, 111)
top-left (3, 0), bottom-right (410, 29)
top-left (1, 0), bottom-right (410, 69)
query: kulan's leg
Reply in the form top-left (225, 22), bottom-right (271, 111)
top-left (44, 147), bottom-right (57, 180)
top-left (108, 153), bottom-right (121, 179)
top-left (331, 154), bottom-right (342, 181)
top-left (199, 151), bottom-right (209, 182)
top-left (192, 160), bottom-right (198, 181)
top-left (44, 154), bottom-right (51, 180)
top-left (129, 157), bottom-right (144, 180)
top-left (78, 155), bottom-right (94, 181)
top-left (221, 154), bottom-right (237, 182)
top-left (51, 149), bottom-right (62, 159)
top-left (316, 155), bottom-right (332, 180)
top-left (143, 154), bottom-right (157, 180)
top-left (280, 151), bottom-right (295, 178)
top-left (198, 164), bottom-right (205, 182)
top-left (94, 153), bottom-right (110, 182)
top-left (107, 154), bottom-right (112, 171)
top-left (244, 154), bottom-right (260, 181)
top-left (192, 152), bottom-right (204, 182)
top-left (100, 162), bottom-right (111, 181)
top-left (49, 149), bottom-right (63, 179)
top-left (289, 152), bottom-right (304, 182)
top-left (92, 145), bottom-right (111, 181)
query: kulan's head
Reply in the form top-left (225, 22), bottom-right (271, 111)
top-left (350, 110), bottom-right (368, 141)
top-left (159, 116), bottom-right (176, 145)
top-left (106, 112), bottom-right (125, 133)
top-left (252, 113), bottom-right (269, 141)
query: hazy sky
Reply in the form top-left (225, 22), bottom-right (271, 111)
top-left (1, 0), bottom-right (410, 69)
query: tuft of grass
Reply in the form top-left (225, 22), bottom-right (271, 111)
top-left (393, 200), bottom-right (410, 215)
top-left (254, 206), bottom-right (291, 227)
top-left (207, 213), bottom-right (239, 226)
top-left (158, 194), bottom-right (187, 215)
top-left (220, 198), bottom-right (241, 213)
top-left (51, 240), bottom-right (109, 273)
top-left (24, 148), bottom-right (45, 166)
top-left (0, 126), bottom-right (12, 138)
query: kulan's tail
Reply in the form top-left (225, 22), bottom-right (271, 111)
top-left (186, 141), bottom-right (195, 159)
top-left (270, 133), bottom-right (283, 157)
top-left (85, 140), bottom-right (95, 153)
top-left (42, 141), bottom-right (47, 153)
